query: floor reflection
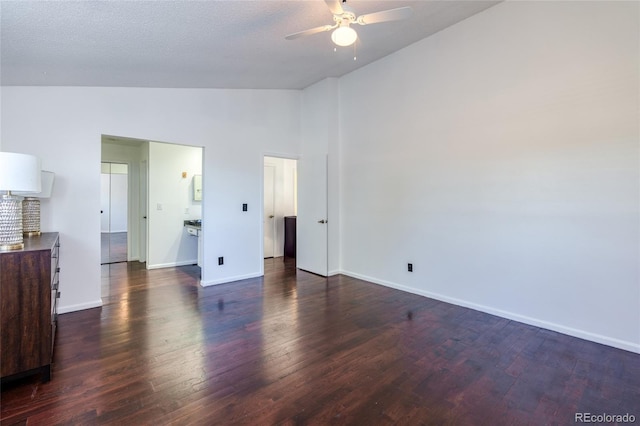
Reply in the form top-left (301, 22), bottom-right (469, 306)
top-left (100, 232), bottom-right (127, 264)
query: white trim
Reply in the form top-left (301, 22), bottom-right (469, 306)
top-left (147, 259), bottom-right (197, 270)
top-left (262, 151), bottom-right (300, 161)
top-left (200, 272), bottom-right (263, 287)
top-left (339, 270), bottom-right (640, 354)
top-left (57, 299), bottom-right (103, 314)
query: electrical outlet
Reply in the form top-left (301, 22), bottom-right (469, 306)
top-left (408, 263), bottom-right (413, 272)
top-left (218, 256), bottom-right (224, 265)
top-left (242, 203), bottom-right (248, 212)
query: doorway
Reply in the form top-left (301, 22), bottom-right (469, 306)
top-left (263, 156), bottom-right (298, 259)
top-left (101, 162), bottom-right (129, 264)
top-left (102, 136), bottom-right (204, 271)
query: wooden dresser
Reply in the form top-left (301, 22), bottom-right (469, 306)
top-left (0, 232), bottom-right (60, 383)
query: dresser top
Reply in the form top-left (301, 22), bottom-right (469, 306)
top-left (2, 232), bottom-right (59, 254)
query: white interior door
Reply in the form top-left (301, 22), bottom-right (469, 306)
top-left (296, 154), bottom-right (327, 276)
top-left (109, 173), bottom-right (128, 232)
top-left (264, 165), bottom-right (276, 258)
top-left (139, 159), bottom-right (148, 263)
top-left (100, 172), bottom-right (111, 233)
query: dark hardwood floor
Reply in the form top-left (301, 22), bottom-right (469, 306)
top-left (1, 259), bottom-right (639, 425)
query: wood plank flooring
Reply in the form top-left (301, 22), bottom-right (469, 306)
top-left (1, 259), bottom-right (639, 425)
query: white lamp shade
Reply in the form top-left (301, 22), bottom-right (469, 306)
top-left (0, 152), bottom-right (41, 193)
top-left (331, 25), bottom-right (358, 47)
top-left (14, 171), bottom-right (55, 198)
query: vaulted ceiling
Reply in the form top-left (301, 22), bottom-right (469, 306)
top-left (1, 1), bottom-right (499, 90)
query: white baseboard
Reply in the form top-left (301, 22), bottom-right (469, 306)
top-left (201, 272), bottom-right (263, 287)
top-left (339, 270), bottom-right (640, 354)
top-left (147, 259), bottom-right (197, 270)
top-left (57, 299), bottom-right (103, 314)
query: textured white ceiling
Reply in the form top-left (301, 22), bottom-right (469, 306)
top-left (0, 0), bottom-right (499, 90)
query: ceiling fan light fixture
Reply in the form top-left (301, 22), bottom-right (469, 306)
top-left (331, 24), bottom-right (357, 47)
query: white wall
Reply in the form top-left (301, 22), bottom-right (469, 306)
top-left (0, 87), bottom-right (301, 312)
top-left (339, 1), bottom-right (639, 352)
top-left (1, 1), bottom-right (636, 354)
top-left (147, 141), bottom-right (202, 269)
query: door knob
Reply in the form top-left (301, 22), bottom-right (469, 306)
top-left (318, 219), bottom-right (327, 224)
top-left (269, 215), bottom-right (274, 219)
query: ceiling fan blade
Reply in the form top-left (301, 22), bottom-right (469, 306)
top-left (325, 0), bottom-right (344, 16)
top-left (356, 6), bottom-right (413, 25)
top-left (285, 24), bottom-right (335, 40)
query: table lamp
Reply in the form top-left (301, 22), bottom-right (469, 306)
top-left (0, 152), bottom-right (41, 250)
top-left (15, 171), bottom-right (55, 236)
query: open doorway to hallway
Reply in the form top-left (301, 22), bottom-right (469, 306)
top-left (101, 135), bottom-right (204, 272)
top-left (263, 156), bottom-right (297, 260)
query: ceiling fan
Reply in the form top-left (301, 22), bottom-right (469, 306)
top-left (285, 0), bottom-right (413, 47)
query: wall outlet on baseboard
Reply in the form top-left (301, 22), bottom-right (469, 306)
top-left (218, 257), bottom-right (224, 265)
top-left (408, 263), bottom-right (413, 272)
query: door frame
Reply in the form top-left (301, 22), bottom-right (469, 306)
top-left (139, 159), bottom-right (148, 263)
top-left (263, 164), bottom-right (276, 258)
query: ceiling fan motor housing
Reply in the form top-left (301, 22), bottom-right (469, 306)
top-left (333, 4), bottom-right (356, 25)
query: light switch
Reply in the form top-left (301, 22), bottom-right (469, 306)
top-left (157, 203), bottom-right (163, 211)
top-left (182, 172), bottom-right (187, 179)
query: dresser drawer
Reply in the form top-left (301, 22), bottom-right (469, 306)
top-left (51, 289), bottom-right (58, 320)
top-left (51, 268), bottom-right (59, 289)
top-left (51, 241), bottom-right (60, 284)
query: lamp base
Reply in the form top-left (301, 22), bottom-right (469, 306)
top-left (22, 197), bottom-right (41, 237)
top-left (0, 193), bottom-right (24, 251)
top-left (0, 242), bottom-right (24, 251)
